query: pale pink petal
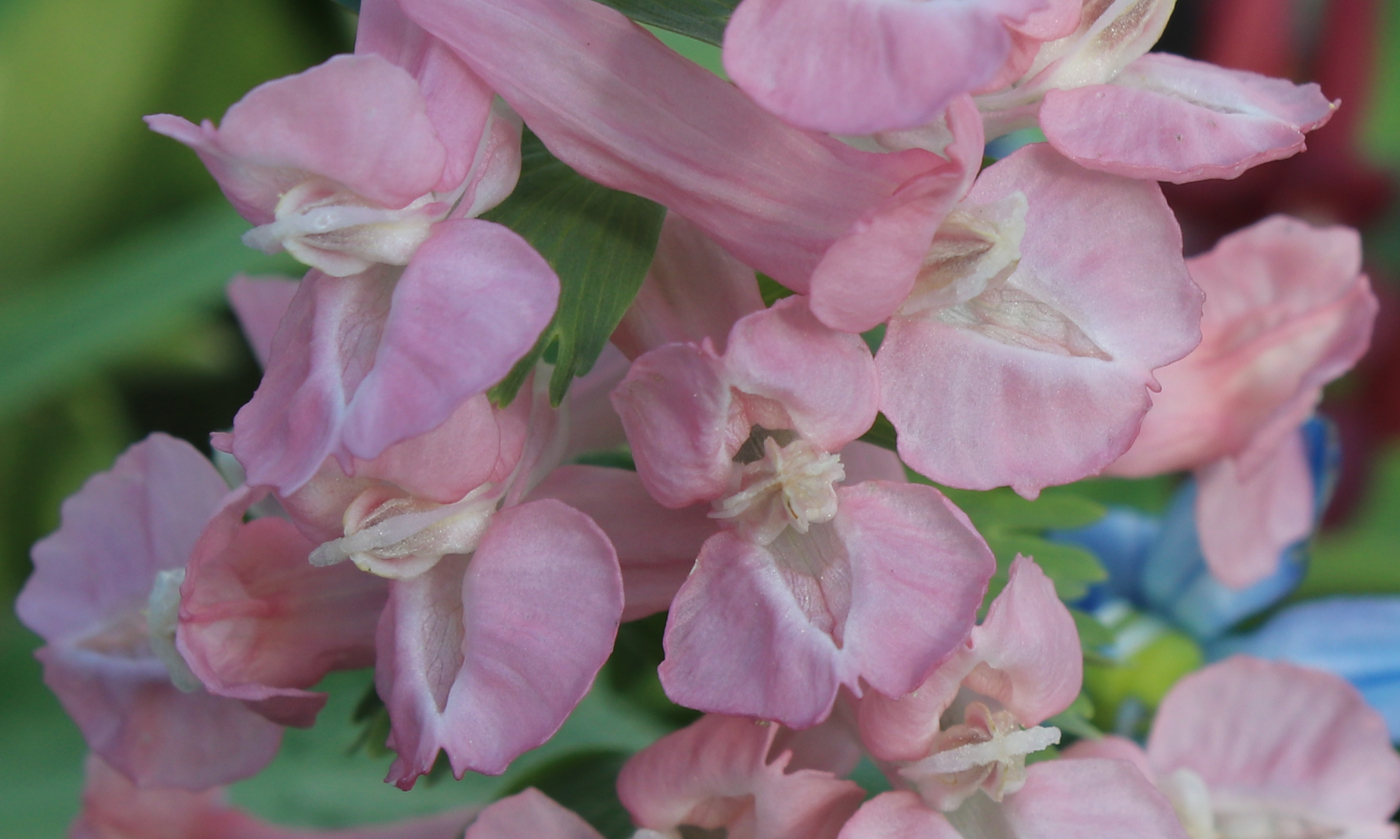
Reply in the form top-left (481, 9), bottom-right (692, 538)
top-left (659, 532), bottom-right (847, 728)
top-left (178, 487), bottom-right (386, 728)
top-left (1042, 53), bottom-right (1337, 183)
top-left (380, 500), bottom-right (621, 786)
top-left (562, 343), bottom-right (630, 459)
top-left (1194, 431), bottom-right (1312, 589)
top-left (964, 555), bottom-right (1081, 725)
top-left (465, 789), bottom-right (603, 839)
top-left (835, 482), bottom-right (994, 701)
top-left (227, 275), bottom-right (298, 368)
top-left (725, 298), bottom-right (879, 452)
top-left (810, 96), bottom-right (985, 334)
top-left (1001, 758), bottom-right (1189, 839)
top-left (610, 342), bottom-right (734, 508)
top-left (723, 0), bottom-right (1042, 134)
top-left (612, 212), bottom-right (763, 360)
top-left (837, 791), bottom-right (961, 839)
top-left (356, 0), bottom-right (495, 193)
top-left (398, 0), bottom-right (938, 290)
top-left (339, 219), bottom-right (559, 462)
top-left (619, 714), bottom-right (864, 839)
top-left (1147, 657), bottom-right (1400, 823)
top-left (146, 54), bottom-right (446, 223)
top-left (234, 219), bottom-right (556, 495)
top-left (839, 441), bottom-right (908, 486)
top-left (1111, 216), bottom-right (1376, 477)
top-left (857, 650), bottom-right (972, 762)
top-left (18, 434), bottom-right (228, 643)
top-left (528, 465), bottom-right (717, 621)
top-left (880, 145), bottom-right (1201, 496)
top-left (1061, 735), bottom-right (1156, 780)
top-left (36, 649), bottom-right (283, 790)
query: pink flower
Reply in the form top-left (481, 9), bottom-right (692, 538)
top-left (1066, 656), bottom-right (1400, 839)
top-left (618, 714), bottom-right (865, 839)
top-left (1108, 215), bottom-right (1377, 587)
top-left (16, 435), bottom-right (286, 789)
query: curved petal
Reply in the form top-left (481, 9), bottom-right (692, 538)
top-left (465, 789), bottom-right (603, 839)
top-left (398, 0), bottom-right (938, 290)
top-left (1000, 758), bottom-right (1188, 839)
top-left (610, 342), bottom-right (734, 508)
top-left (38, 648), bottom-right (282, 790)
top-left (723, 0), bottom-right (1039, 135)
top-left (965, 556), bottom-right (1081, 725)
top-left (1147, 656), bottom-right (1400, 822)
top-left (725, 298), bottom-right (879, 452)
top-left (880, 145), bottom-right (1201, 496)
top-left (837, 791), bottom-right (961, 839)
top-left (380, 500), bottom-right (622, 786)
top-left (839, 441), bottom-right (908, 486)
top-left (1041, 54), bottom-right (1337, 183)
top-left (146, 54), bottom-right (447, 223)
top-left (1060, 734), bottom-right (1155, 779)
top-left (612, 212), bottom-right (763, 360)
top-left (227, 275), bottom-right (299, 369)
top-left (178, 487), bottom-right (386, 728)
top-left (527, 465), bottom-right (717, 621)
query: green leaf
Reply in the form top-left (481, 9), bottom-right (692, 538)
top-left (941, 486), bottom-right (1105, 531)
top-left (485, 133), bottom-right (666, 406)
top-left (1298, 443), bottom-right (1400, 598)
top-left (1045, 692), bottom-right (1102, 741)
top-left (501, 750), bottom-right (634, 839)
top-left (858, 413), bottom-right (899, 451)
top-left (1068, 606), bottom-right (1114, 650)
top-left (0, 201), bottom-right (291, 422)
top-left (331, 0), bottom-right (360, 10)
top-left (592, 0), bottom-right (739, 46)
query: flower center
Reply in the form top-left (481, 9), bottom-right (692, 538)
top-left (146, 568), bottom-right (202, 692)
top-left (900, 702), bottom-right (1061, 811)
top-left (710, 437), bottom-right (844, 545)
top-left (242, 178), bottom-right (449, 277)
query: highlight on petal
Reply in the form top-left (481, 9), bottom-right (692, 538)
top-left (880, 144), bottom-right (1201, 496)
top-left (1041, 53), bottom-right (1337, 183)
top-left (379, 499), bottom-right (622, 786)
top-left (723, 0), bottom-right (1042, 134)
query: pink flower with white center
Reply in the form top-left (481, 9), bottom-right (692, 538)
top-left (15, 435), bottom-right (291, 789)
top-left (722, 0), bottom-right (1079, 135)
top-left (1107, 216), bottom-right (1377, 587)
top-left (846, 558), bottom-right (1189, 839)
top-left (870, 143), bottom-right (1202, 496)
top-left (1067, 656), bottom-right (1400, 839)
top-left (612, 295), bottom-right (995, 728)
top-left (618, 714), bottom-right (866, 839)
top-left (976, 0), bottom-right (1336, 183)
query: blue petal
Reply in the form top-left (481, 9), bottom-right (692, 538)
top-left (1050, 506), bottom-right (1161, 611)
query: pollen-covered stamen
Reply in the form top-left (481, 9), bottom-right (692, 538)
top-left (903, 192), bottom-right (1028, 317)
top-left (309, 483), bottom-right (498, 580)
top-left (242, 178), bottom-right (450, 278)
top-left (711, 436), bottom-right (844, 545)
top-left (901, 702), bottom-right (1061, 811)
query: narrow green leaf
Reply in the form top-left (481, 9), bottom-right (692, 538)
top-left (591, 0), bottom-right (739, 46)
top-left (940, 486), bottom-right (1106, 531)
top-left (0, 201), bottom-right (290, 421)
top-left (1068, 606), bottom-right (1114, 651)
top-left (985, 533), bottom-right (1106, 602)
top-left (485, 133), bottom-right (666, 406)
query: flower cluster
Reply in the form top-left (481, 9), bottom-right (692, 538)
top-left (17, 0), bottom-right (1397, 837)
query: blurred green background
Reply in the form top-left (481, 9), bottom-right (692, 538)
top-left (3, 0), bottom-right (1400, 835)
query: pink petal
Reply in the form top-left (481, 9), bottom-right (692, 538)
top-left (723, 0), bottom-right (1042, 134)
top-left (612, 212), bottom-right (763, 360)
top-left (233, 219), bottom-right (557, 495)
top-left (618, 714), bottom-right (864, 839)
top-left (839, 441), bottom-right (908, 486)
top-left (398, 0), bottom-right (939, 290)
top-left (465, 789), bottom-right (603, 839)
top-left (1147, 656), bottom-right (1400, 823)
top-left (725, 298), bottom-right (879, 452)
top-left (965, 555), bottom-right (1081, 725)
top-left (1061, 734), bottom-right (1156, 779)
top-left (610, 342), bottom-right (734, 508)
top-left (561, 343), bottom-right (631, 459)
top-left (879, 144), bottom-right (1201, 496)
top-left (528, 465), bottom-right (717, 621)
top-left (837, 791), bottom-right (961, 839)
top-left (1194, 431), bottom-right (1312, 589)
top-left (146, 54), bottom-right (447, 223)
top-left (810, 95), bottom-right (985, 333)
top-left (1041, 53), bottom-right (1337, 183)
top-left (356, 0), bottom-right (495, 193)
top-left (227, 275), bottom-right (299, 369)
top-left (1111, 216), bottom-right (1376, 477)
top-left (380, 499), bottom-right (621, 786)
top-left (1001, 758), bottom-right (1189, 839)
top-left (177, 487), bottom-right (386, 728)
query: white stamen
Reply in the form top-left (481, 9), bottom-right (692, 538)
top-left (311, 484), bottom-right (498, 580)
top-left (710, 437), bottom-right (844, 544)
top-left (146, 568), bottom-right (202, 693)
top-left (906, 725), bottom-right (1061, 778)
